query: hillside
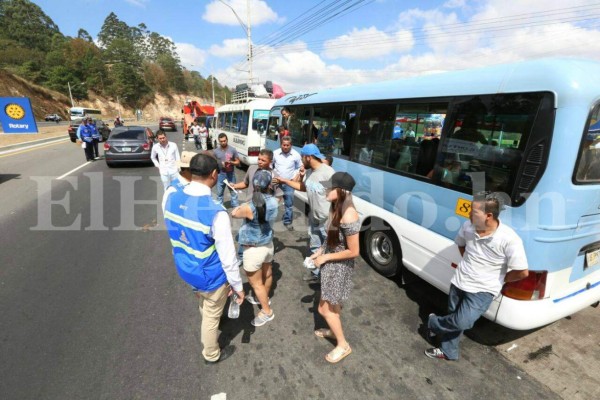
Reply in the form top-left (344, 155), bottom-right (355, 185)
top-left (0, 68), bottom-right (215, 122)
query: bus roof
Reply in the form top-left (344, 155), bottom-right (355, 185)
top-left (216, 98), bottom-right (276, 112)
top-left (274, 58), bottom-right (600, 109)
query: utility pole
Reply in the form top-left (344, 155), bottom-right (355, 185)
top-left (68, 82), bottom-right (74, 108)
top-left (218, 0), bottom-right (252, 84)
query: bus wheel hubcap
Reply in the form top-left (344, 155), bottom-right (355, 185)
top-left (370, 232), bottom-right (393, 265)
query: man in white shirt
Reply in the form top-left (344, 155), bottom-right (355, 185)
top-left (162, 153), bottom-right (244, 364)
top-left (272, 136), bottom-right (301, 230)
top-left (151, 130), bottom-right (180, 191)
top-left (424, 194), bottom-right (529, 361)
top-left (190, 121), bottom-right (202, 150)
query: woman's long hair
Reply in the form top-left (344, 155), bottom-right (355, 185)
top-left (251, 184), bottom-right (269, 224)
top-left (326, 188), bottom-right (354, 248)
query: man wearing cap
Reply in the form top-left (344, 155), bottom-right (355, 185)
top-left (162, 153), bottom-right (245, 364)
top-left (274, 143), bottom-right (335, 283)
top-left (171, 150), bottom-right (196, 189)
top-left (151, 130), bottom-right (181, 191)
top-left (89, 118), bottom-right (101, 159)
top-left (76, 118), bottom-right (94, 162)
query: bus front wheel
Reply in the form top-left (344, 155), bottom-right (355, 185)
top-left (363, 224), bottom-right (400, 277)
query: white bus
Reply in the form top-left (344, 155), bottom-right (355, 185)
top-left (214, 92), bottom-right (275, 166)
top-left (266, 58), bottom-right (600, 330)
top-left (70, 107), bottom-right (102, 122)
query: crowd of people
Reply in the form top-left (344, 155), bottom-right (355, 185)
top-left (157, 131), bottom-right (529, 367)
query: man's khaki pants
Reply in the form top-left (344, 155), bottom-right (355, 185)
top-left (196, 283), bottom-right (229, 362)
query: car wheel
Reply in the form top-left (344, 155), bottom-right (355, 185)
top-left (362, 220), bottom-right (401, 277)
top-left (106, 161), bottom-right (115, 168)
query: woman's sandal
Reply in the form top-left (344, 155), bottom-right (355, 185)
top-left (325, 344), bottom-right (352, 364)
top-left (314, 329), bottom-right (335, 339)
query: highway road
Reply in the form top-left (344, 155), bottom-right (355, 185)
top-left (0, 129), bottom-right (562, 399)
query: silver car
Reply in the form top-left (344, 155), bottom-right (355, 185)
top-left (104, 126), bottom-right (155, 167)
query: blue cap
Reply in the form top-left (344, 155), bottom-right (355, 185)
top-left (300, 144), bottom-right (325, 160)
top-left (252, 169), bottom-right (272, 191)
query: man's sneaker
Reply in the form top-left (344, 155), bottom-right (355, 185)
top-left (251, 310), bottom-right (274, 327)
top-left (424, 347), bottom-right (448, 360)
top-left (302, 272), bottom-right (320, 283)
top-left (246, 292), bottom-right (271, 306)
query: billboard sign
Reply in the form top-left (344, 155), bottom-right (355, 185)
top-left (0, 97), bottom-right (38, 134)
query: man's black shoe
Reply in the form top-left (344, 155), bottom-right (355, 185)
top-left (204, 345), bottom-right (236, 365)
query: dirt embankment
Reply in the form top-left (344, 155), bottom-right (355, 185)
top-left (0, 69), bottom-right (211, 123)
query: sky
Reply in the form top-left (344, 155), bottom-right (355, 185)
top-left (30, 0), bottom-right (600, 95)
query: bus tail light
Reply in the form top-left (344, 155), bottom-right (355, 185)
top-left (501, 270), bottom-right (547, 300)
top-left (248, 147), bottom-right (260, 157)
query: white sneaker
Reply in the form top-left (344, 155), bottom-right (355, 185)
top-left (246, 292), bottom-right (271, 306)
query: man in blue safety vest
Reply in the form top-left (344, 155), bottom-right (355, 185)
top-left (162, 153), bottom-right (245, 364)
top-left (89, 118), bottom-right (101, 159)
top-left (76, 118), bottom-right (94, 162)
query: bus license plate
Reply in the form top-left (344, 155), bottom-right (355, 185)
top-left (121, 147), bottom-right (132, 152)
top-left (586, 249), bottom-right (600, 268)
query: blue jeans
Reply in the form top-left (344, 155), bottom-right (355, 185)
top-left (281, 183), bottom-right (294, 226)
top-left (428, 284), bottom-right (493, 360)
top-left (217, 172), bottom-right (239, 207)
top-left (308, 216), bottom-right (327, 276)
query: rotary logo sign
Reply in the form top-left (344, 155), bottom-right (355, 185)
top-left (0, 97), bottom-right (38, 134)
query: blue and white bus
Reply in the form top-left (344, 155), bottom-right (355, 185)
top-left (266, 58), bottom-right (600, 330)
top-left (214, 92), bottom-right (275, 166)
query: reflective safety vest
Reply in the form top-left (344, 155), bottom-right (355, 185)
top-left (164, 190), bottom-right (227, 292)
top-left (90, 124), bottom-right (101, 140)
top-left (79, 125), bottom-right (93, 142)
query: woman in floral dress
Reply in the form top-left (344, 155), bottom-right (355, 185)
top-left (311, 172), bottom-right (360, 364)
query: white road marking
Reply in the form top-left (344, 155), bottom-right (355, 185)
top-left (56, 161), bottom-right (92, 180)
top-left (0, 137), bottom-right (69, 156)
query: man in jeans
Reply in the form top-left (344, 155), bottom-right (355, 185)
top-left (274, 144), bottom-right (334, 282)
top-left (272, 136), bottom-right (301, 230)
top-left (212, 133), bottom-right (240, 207)
top-left (424, 194), bottom-right (529, 361)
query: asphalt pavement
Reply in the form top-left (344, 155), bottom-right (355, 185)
top-left (0, 130), bottom-right (592, 399)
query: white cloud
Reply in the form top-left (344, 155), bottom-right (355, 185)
top-left (175, 43), bottom-right (208, 70)
top-left (203, 0), bottom-right (282, 26)
top-left (211, 0), bottom-right (600, 95)
top-left (124, 0), bottom-right (149, 7)
top-left (210, 38), bottom-right (248, 58)
top-left (322, 27), bottom-right (414, 60)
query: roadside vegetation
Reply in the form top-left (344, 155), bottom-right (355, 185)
top-left (0, 0), bottom-right (231, 114)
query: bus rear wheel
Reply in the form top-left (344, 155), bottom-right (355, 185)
top-left (363, 224), bottom-right (400, 277)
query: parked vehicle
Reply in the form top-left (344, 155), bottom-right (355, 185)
top-left (159, 117), bottom-right (177, 131)
top-left (67, 119), bottom-right (111, 142)
top-left (103, 126), bottom-right (155, 167)
top-left (44, 114), bottom-right (62, 122)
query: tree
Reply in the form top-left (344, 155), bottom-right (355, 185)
top-left (0, 0), bottom-right (61, 51)
top-left (77, 29), bottom-right (93, 42)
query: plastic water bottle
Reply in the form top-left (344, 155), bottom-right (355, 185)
top-left (228, 293), bottom-right (240, 319)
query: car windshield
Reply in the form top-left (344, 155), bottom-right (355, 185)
top-left (161, 118), bottom-right (172, 122)
top-left (110, 129), bottom-right (146, 140)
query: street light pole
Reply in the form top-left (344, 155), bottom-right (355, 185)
top-left (117, 96), bottom-right (122, 118)
top-left (218, 0), bottom-right (252, 84)
top-left (68, 82), bottom-right (74, 108)
top-left (211, 74), bottom-right (215, 106)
